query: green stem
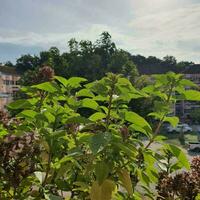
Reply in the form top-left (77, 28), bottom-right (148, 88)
top-left (145, 83), bottom-right (175, 149)
top-left (106, 90), bottom-right (114, 129)
top-left (42, 152), bottom-right (51, 187)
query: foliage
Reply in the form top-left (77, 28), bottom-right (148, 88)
top-left (10, 32), bottom-right (195, 86)
top-left (19, 66), bottom-right (55, 86)
top-left (190, 108), bottom-right (200, 123)
top-left (1, 72), bottom-right (200, 199)
top-left (156, 156), bottom-right (200, 200)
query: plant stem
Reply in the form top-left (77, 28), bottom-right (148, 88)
top-left (42, 152), bottom-right (51, 187)
top-left (106, 90), bottom-right (113, 129)
top-left (105, 76), bottom-right (117, 129)
top-left (145, 83), bottom-right (175, 149)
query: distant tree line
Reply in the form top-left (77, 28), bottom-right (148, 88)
top-left (4, 32), bottom-right (195, 85)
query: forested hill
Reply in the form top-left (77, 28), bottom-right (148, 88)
top-left (2, 32), bottom-right (199, 85)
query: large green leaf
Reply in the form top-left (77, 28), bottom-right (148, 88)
top-left (81, 98), bottom-right (99, 110)
top-left (165, 144), bottom-right (190, 169)
top-left (89, 133), bottom-right (109, 154)
top-left (54, 76), bottom-right (68, 86)
top-left (32, 82), bottom-right (58, 93)
top-left (89, 112), bottom-right (106, 121)
top-left (7, 98), bottom-right (37, 109)
top-left (95, 161), bottom-right (109, 185)
top-left (68, 77), bottom-right (87, 88)
top-left (179, 79), bottom-right (197, 88)
top-left (90, 180), bottom-right (116, 200)
top-left (149, 113), bottom-right (179, 128)
top-left (76, 89), bottom-right (94, 98)
top-left (18, 110), bottom-right (38, 118)
top-left (113, 142), bottom-right (136, 158)
top-left (43, 111), bottom-right (55, 123)
top-left (118, 169), bottom-right (133, 195)
top-left (164, 116), bottom-right (179, 127)
top-left (181, 90), bottom-right (200, 101)
top-left (125, 111), bottom-right (152, 132)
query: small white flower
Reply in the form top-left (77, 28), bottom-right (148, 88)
top-left (112, 94), bottom-right (119, 99)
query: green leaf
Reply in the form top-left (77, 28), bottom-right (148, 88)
top-left (179, 79), bottom-right (197, 88)
top-left (32, 82), bottom-right (58, 93)
top-left (76, 89), bottom-right (94, 98)
top-left (7, 98), bottom-right (37, 109)
top-left (66, 116), bottom-right (91, 124)
top-left (181, 90), bottom-right (200, 101)
top-left (129, 124), bottom-right (150, 137)
top-left (113, 142), bottom-right (136, 158)
top-left (95, 162), bottom-right (109, 185)
top-left (125, 111), bottom-right (152, 132)
top-left (150, 113), bottom-right (179, 127)
top-left (89, 112), bottom-right (106, 121)
top-left (90, 180), bottom-right (116, 200)
top-left (68, 77), bottom-right (87, 88)
top-left (89, 82), bottom-right (108, 96)
top-left (137, 169), bottom-right (150, 186)
top-left (89, 133), bottom-right (109, 154)
top-left (154, 135), bottom-right (167, 142)
top-left (165, 144), bottom-right (190, 169)
top-left (43, 111), bottom-right (55, 123)
top-left (81, 98), bottom-right (99, 110)
top-left (0, 125), bottom-right (8, 138)
top-left (118, 169), bottom-right (133, 195)
top-left (54, 76), bottom-right (68, 86)
top-left (18, 110), bottom-right (38, 118)
top-left (164, 116), bottom-right (179, 127)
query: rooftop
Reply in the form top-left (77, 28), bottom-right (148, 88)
top-left (0, 65), bottom-right (19, 75)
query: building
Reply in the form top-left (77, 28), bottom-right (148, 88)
top-left (138, 64), bottom-right (200, 121)
top-left (0, 66), bottom-right (20, 110)
top-left (175, 73), bottom-right (200, 118)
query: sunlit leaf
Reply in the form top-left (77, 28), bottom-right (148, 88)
top-left (118, 169), bottom-right (133, 195)
top-left (89, 112), bottom-right (106, 121)
top-left (90, 180), bottom-right (116, 200)
top-left (95, 161), bottom-right (109, 184)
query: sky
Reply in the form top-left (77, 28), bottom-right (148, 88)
top-left (0, 0), bottom-right (199, 63)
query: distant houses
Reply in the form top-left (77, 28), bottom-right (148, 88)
top-left (138, 64), bottom-right (200, 120)
top-left (0, 66), bottom-right (20, 110)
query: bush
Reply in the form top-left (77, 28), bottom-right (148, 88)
top-left (0, 72), bottom-right (200, 199)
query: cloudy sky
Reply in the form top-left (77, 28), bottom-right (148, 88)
top-left (0, 0), bottom-right (199, 63)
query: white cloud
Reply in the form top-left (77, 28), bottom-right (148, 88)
top-left (125, 2), bottom-right (200, 63)
top-left (0, 0), bottom-right (199, 63)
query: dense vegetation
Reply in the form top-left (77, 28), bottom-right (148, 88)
top-left (0, 71), bottom-right (200, 199)
top-left (3, 32), bottom-right (195, 86)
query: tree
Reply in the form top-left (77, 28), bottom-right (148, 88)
top-left (163, 55), bottom-right (177, 66)
top-left (122, 60), bottom-right (139, 83)
top-left (107, 50), bottom-right (129, 73)
top-left (95, 32), bottom-right (116, 68)
top-left (40, 47), bottom-right (69, 77)
top-left (15, 54), bottom-right (40, 73)
top-left (4, 61), bottom-right (14, 67)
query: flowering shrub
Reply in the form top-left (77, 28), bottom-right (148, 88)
top-left (157, 156), bottom-right (200, 200)
top-left (0, 72), bottom-right (200, 199)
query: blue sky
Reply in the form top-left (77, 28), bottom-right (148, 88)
top-left (0, 0), bottom-right (199, 63)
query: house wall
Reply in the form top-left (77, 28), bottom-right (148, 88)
top-left (0, 71), bottom-right (20, 110)
top-left (175, 74), bottom-right (200, 121)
